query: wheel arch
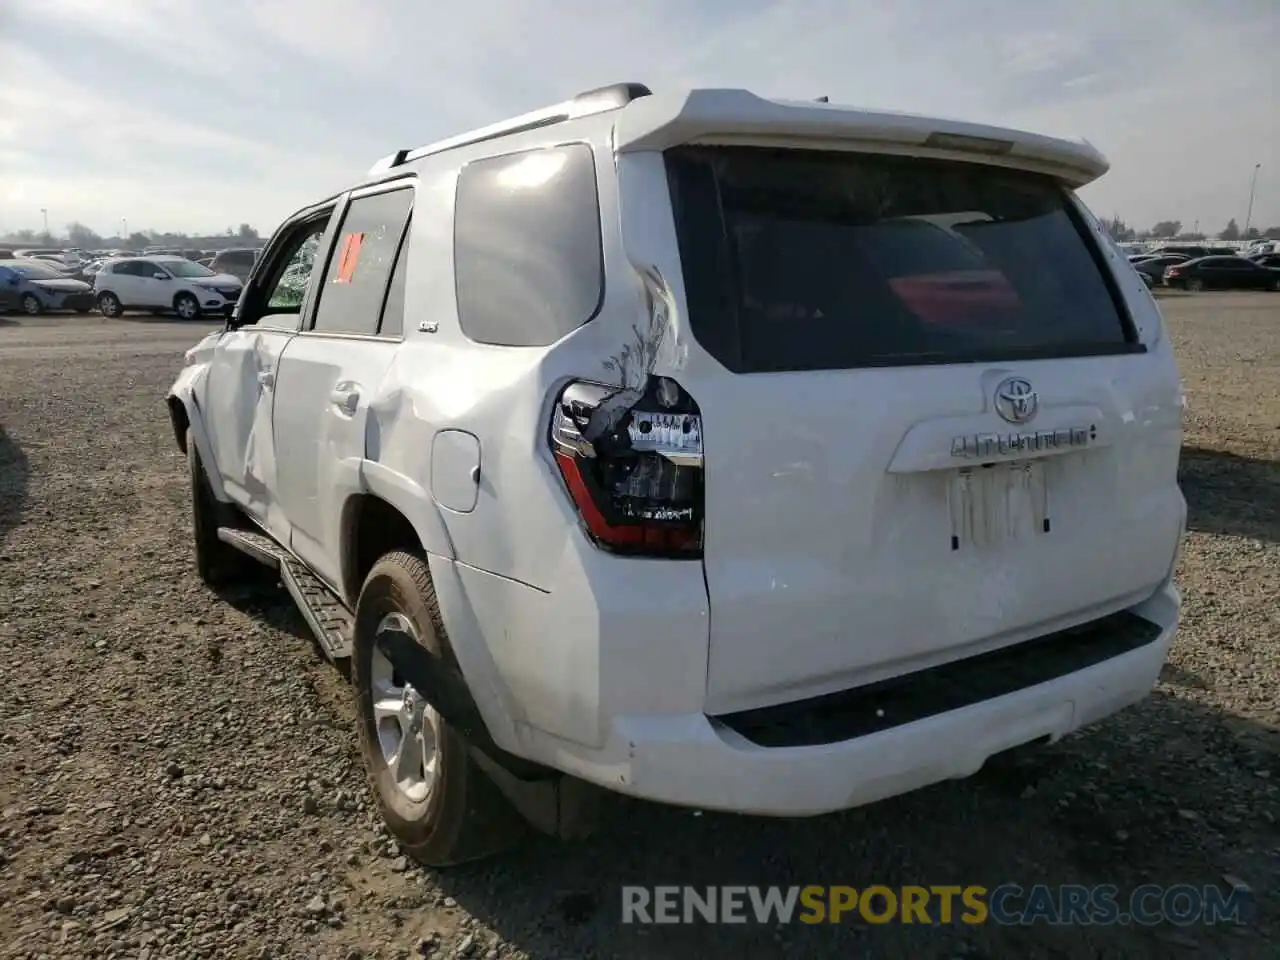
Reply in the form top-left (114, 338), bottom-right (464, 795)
top-left (348, 464), bottom-right (456, 598)
top-left (341, 490), bottom-right (528, 762)
top-left (166, 396), bottom-right (190, 454)
top-left (168, 368), bottom-right (229, 502)
top-left (340, 493), bottom-right (428, 606)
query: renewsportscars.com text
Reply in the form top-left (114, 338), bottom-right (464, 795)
top-left (621, 884), bottom-right (1252, 926)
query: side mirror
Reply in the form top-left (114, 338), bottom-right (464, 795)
top-left (154, 272), bottom-right (170, 280)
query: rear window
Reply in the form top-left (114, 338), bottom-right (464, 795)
top-left (665, 146), bottom-right (1137, 373)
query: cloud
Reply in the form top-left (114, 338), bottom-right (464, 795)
top-left (0, 0), bottom-right (1275, 239)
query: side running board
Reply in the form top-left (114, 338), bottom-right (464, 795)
top-left (216, 527), bottom-right (353, 661)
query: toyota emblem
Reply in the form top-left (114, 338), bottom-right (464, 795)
top-left (994, 377), bottom-right (1038, 424)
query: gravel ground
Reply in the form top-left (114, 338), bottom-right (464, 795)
top-left (1, 298), bottom-right (1277, 960)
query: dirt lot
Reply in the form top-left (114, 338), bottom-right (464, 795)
top-left (1, 297), bottom-right (1277, 959)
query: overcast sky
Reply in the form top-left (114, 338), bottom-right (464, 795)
top-left (1, 0), bottom-right (1275, 239)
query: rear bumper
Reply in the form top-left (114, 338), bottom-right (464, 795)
top-left (506, 580), bottom-right (1179, 816)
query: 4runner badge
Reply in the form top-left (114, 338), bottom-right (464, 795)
top-left (951, 426), bottom-right (1095, 459)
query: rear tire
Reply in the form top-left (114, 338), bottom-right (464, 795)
top-left (175, 293), bottom-right (200, 320)
top-left (352, 551), bottom-right (524, 867)
top-left (98, 292), bottom-right (122, 318)
top-left (1186, 277), bottom-right (1204, 292)
top-left (1269, 277), bottom-right (1280, 292)
top-left (188, 429), bottom-right (255, 587)
top-left (20, 294), bottom-right (42, 316)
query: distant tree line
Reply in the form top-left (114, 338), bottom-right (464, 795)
top-left (1105, 217), bottom-right (1279, 243)
top-left (0, 222), bottom-right (262, 249)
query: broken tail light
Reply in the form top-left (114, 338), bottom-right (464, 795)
top-left (550, 377), bottom-right (704, 558)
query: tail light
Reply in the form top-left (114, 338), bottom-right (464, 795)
top-left (550, 376), bottom-right (703, 558)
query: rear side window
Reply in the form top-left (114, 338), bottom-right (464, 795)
top-left (312, 186), bottom-right (414, 336)
top-left (454, 143), bottom-right (604, 347)
top-left (666, 146), bottom-right (1137, 373)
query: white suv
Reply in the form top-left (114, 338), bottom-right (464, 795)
top-left (95, 255), bottom-right (243, 319)
top-left (168, 84), bottom-right (1185, 866)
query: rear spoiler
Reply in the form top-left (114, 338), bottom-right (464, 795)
top-left (612, 89), bottom-right (1109, 189)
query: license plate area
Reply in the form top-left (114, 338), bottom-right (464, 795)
top-left (947, 459), bottom-right (1049, 550)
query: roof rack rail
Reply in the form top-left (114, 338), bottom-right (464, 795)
top-left (570, 82), bottom-right (653, 109)
top-left (367, 82), bottom-right (652, 175)
top-left (367, 148), bottom-right (410, 176)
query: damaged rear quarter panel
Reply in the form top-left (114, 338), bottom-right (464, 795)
top-left (374, 145), bottom-right (696, 593)
top-left (359, 139), bottom-right (711, 751)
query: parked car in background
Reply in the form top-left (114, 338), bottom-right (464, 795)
top-left (1116, 242), bottom-right (1152, 257)
top-left (12, 248), bottom-right (66, 259)
top-left (94, 255), bottom-right (243, 319)
top-left (22, 255), bottom-right (98, 284)
top-left (208, 247), bottom-right (260, 281)
top-left (1248, 253), bottom-right (1280, 269)
top-left (1133, 254), bottom-right (1189, 282)
top-left (80, 258), bottom-right (115, 279)
top-left (1164, 256), bottom-right (1280, 291)
top-left (28, 254), bottom-right (77, 269)
top-left (0, 259), bottom-right (95, 314)
top-left (1158, 245), bottom-right (1210, 259)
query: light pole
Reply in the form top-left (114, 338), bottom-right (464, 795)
top-left (1244, 162), bottom-right (1262, 238)
top-left (40, 208), bottom-right (49, 238)
top-left (121, 218), bottom-right (128, 241)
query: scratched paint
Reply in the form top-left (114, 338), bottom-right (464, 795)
top-left (589, 265), bottom-right (684, 443)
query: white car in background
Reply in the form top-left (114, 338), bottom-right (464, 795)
top-left (94, 255), bottom-right (243, 319)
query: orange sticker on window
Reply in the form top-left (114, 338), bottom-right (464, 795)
top-left (334, 231), bottom-right (365, 283)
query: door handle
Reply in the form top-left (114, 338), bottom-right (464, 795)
top-left (257, 371), bottom-right (275, 389)
top-left (329, 385), bottom-right (360, 415)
